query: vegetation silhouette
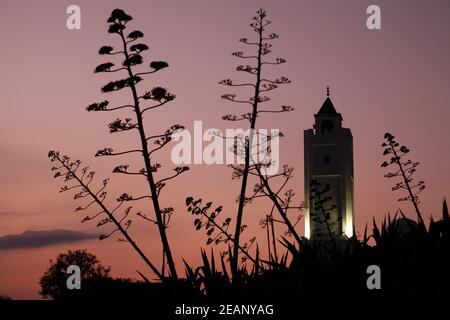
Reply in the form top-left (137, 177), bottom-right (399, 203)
top-left (39, 250), bottom-right (189, 301)
top-left (38, 200), bottom-right (449, 302)
top-left (40, 249), bottom-right (110, 299)
top-left (186, 8), bottom-right (303, 280)
top-left (309, 179), bottom-right (340, 240)
top-left (381, 132), bottom-right (426, 223)
top-left (0, 294), bottom-right (11, 300)
top-left (46, 8), bottom-right (449, 305)
top-left (49, 8), bottom-right (189, 282)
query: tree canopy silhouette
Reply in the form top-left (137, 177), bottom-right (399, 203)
top-left (39, 249), bottom-right (110, 299)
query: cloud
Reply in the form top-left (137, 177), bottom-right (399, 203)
top-left (0, 229), bottom-right (98, 250)
top-left (0, 211), bottom-right (42, 218)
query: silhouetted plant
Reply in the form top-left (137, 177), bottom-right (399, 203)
top-left (284, 200), bottom-right (449, 299)
top-left (218, 8), bottom-right (295, 277)
top-left (185, 196), bottom-right (258, 266)
top-left (309, 179), bottom-right (339, 240)
top-left (49, 9), bottom-right (188, 279)
top-left (184, 201), bottom-right (448, 300)
top-left (252, 165), bottom-right (304, 255)
top-left (310, 179), bottom-right (342, 240)
top-left (48, 151), bottom-right (162, 279)
top-left (259, 206), bottom-right (279, 262)
top-left (381, 132), bottom-right (425, 223)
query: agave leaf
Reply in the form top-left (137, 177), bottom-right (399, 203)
top-left (136, 270), bottom-right (151, 284)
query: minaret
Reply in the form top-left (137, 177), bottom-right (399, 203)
top-left (304, 87), bottom-right (355, 239)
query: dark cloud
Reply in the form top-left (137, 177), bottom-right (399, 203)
top-left (0, 211), bottom-right (42, 218)
top-left (0, 229), bottom-right (97, 250)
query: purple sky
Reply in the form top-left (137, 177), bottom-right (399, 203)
top-left (0, 0), bottom-right (449, 299)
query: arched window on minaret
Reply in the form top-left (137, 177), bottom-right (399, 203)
top-left (321, 120), bottom-right (334, 134)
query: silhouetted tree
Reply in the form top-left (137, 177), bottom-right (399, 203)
top-left (49, 9), bottom-right (188, 279)
top-left (39, 249), bottom-right (160, 300)
top-left (381, 132), bottom-right (425, 223)
top-left (39, 249), bottom-right (110, 299)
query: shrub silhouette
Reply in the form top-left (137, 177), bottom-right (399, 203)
top-left (181, 201), bottom-right (449, 301)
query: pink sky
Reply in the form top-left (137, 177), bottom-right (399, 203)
top-left (0, 0), bottom-right (449, 299)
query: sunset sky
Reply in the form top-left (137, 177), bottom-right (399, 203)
top-left (1, 0), bottom-right (449, 299)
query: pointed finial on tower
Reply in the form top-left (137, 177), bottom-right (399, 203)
top-left (326, 86), bottom-right (330, 97)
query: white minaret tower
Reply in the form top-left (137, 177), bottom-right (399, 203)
top-left (304, 87), bottom-right (355, 240)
